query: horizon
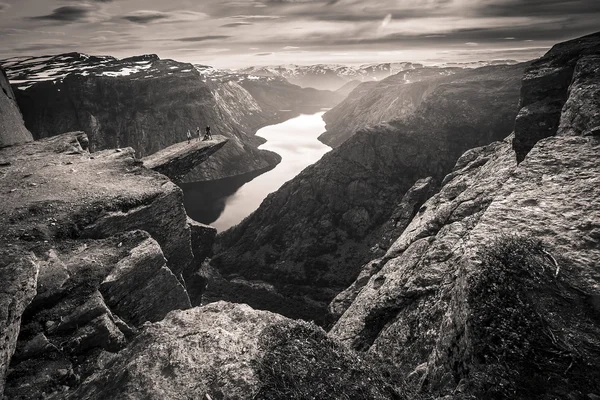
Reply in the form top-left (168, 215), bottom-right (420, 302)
top-left (1, 1), bottom-right (599, 69)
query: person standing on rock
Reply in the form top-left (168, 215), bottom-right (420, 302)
top-left (204, 126), bottom-right (213, 141)
top-left (186, 129), bottom-right (192, 144)
top-left (196, 127), bottom-right (201, 142)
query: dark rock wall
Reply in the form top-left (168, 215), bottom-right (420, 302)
top-left (0, 67), bottom-right (33, 148)
top-left (513, 31), bottom-right (600, 161)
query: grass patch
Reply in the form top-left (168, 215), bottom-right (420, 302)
top-left (464, 235), bottom-right (590, 399)
top-left (253, 320), bottom-right (415, 400)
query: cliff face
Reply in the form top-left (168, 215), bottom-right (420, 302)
top-left (513, 32), bottom-right (600, 161)
top-left (0, 67), bottom-right (33, 148)
top-left (331, 32), bottom-right (600, 399)
top-left (211, 63), bottom-right (526, 324)
top-left (0, 132), bottom-right (221, 398)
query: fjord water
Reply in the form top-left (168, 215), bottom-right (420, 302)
top-left (181, 112), bottom-right (331, 231)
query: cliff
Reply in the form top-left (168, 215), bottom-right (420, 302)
top-left (330, 32), bottom-right (600, 399)
top-left (211, 62), bottom-right (526, 324)
top-left (142, 135), bottom-right (227, 183)
top-left (0, 131), bottom-right (221, 398)
top-left (0, 67), bottom-right (33, 148)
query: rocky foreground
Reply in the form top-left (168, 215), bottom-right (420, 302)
top-left (0, 132), bottom-right (222, 397)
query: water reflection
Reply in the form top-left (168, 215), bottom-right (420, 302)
top-left (182, 112), bottom-right (331, 231)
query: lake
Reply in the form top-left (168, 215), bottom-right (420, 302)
top-left (181, 112), bottom-right (332, 231)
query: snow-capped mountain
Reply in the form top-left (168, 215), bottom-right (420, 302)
top-left (236, 62), bottom-right (424, 90)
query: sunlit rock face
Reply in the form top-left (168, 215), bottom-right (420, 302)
top-left (210, 62), bottom-right (526, 324)
top-left (320, 66), bottom-right (464, 147)
top-left (331, 32), bottom-right (600, 399)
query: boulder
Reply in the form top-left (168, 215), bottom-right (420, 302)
top-left (67, 302), bottom-right (401, 400)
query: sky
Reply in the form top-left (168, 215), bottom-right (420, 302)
top-left (0, 0), bottom-right (599, 69)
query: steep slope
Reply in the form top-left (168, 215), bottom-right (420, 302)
top-left (211, 63), bottom-right (526, 324)
top-left (320, 66), bottom-right (505, 148)
top-left (513, 31), bottom-right (600, 161)
top-left (0, 67), bottom-right (32, 147)
top-left (330, 32), bottom-right (600, 399)
top-left (334, 80), bottom-right (362, 98)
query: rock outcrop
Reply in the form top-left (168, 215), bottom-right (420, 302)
top-left (212, 63), bottom-right (526, 324)
top-left (64, 302), bottom-right (402, 400)
top-left (142, 135), bottom-right (227, 183)
top-left (330, 32), bottom-right (600, 399)
top-left (0, 67), bottom-right (33, 148)
top-left (0, 131), bottom-right (220, 398)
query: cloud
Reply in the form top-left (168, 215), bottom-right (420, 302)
top-left (123, 10), bottom-right (207, 24)
top-left (475, 0), bottom-right (600, 18)
top-left (230, 14), bottom-right (281, 20)
top-left (10, 42), bottom-right (76, 52)
top-left (221, 22), bottom-right (253, 27)
top-left (0, 28), bottom-right (66, 36)
top-left (0, 2), bottom-right (10, 12)
top-left (29, 5), bottom-right (95, 22)
top-left (176, 35), bottom-right (231, 42)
